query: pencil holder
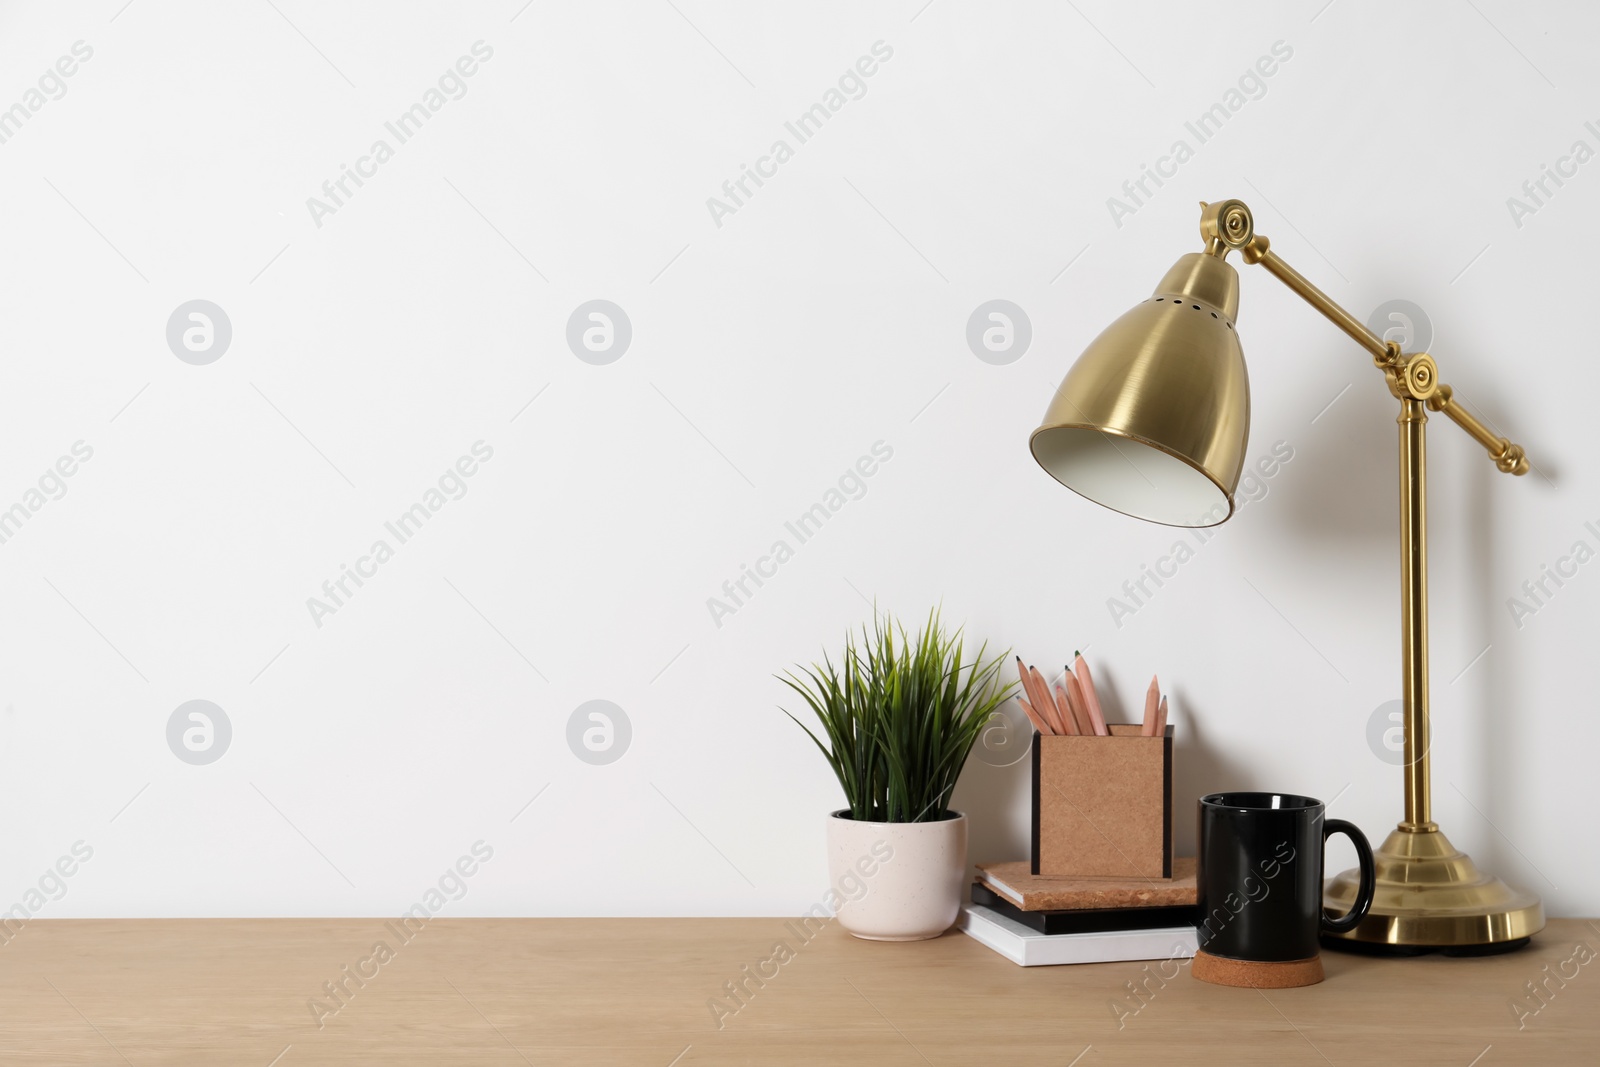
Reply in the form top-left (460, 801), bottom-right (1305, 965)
top-left (1031, 724), bottom-right (1173, 879)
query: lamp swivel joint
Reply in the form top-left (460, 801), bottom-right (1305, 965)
top-left (1199, 199), bottom-right (1255, 257)
top-left (1386, 352), bottom-right (1439, 402)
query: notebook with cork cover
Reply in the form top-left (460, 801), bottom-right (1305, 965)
top-left (977, 857), bottom-right (1197, 911)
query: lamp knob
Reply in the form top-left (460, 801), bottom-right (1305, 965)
top-left (1200, 199), bottom-right (1254, 253)
top-left (1388, 353), bottom-right (1439, 401)
top-left (1402, 354), bottom-right (1438, 400)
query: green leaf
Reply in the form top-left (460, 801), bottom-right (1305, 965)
top-left (776, 605), bottom-right (1017, 823)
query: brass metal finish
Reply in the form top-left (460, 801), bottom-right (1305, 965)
top-left (1241, 209), bottom-right (1539, 947)
top-left (1243, 239), bottom-right (1394, 363)
top-left (1199, 199), bottom-right (1255, 256)
top-left (1396, 398), bottom-right (1434, 833)
top-left (1030, 252), bottom-right (1250, 527)
top-left (1032, 198), bottom-right (1546, 948)
top-left (1429, 384), bottom-right (1531, 474)
top-left (1323, 828), bottom-right (1545, 946)
top-left (1388, 354), bottom-right (1439, 403)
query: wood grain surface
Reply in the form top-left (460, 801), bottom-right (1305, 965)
top-left (0, 916), bottom-right (1595, 1065)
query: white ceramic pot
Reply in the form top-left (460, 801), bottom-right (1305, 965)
top-left (825, 809), bottom-right (967, 941)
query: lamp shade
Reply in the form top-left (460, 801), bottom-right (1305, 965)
top-left (1030, 252), bottom-right (1251, 527)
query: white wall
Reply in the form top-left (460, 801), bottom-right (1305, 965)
top-left (0, 0), bottom-right (1595, 919)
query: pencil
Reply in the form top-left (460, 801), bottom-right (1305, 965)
top-left (1053, 683), bottom-right (1081, 735)
top-left (1074, 652), bottom-right (1109, 736)
top-left (1063, 670), bottom-right (1092, 736)
top-left (1142, 675), bottom-right (1160, 736)
top-left (1155, 694), bottom-right (1169, 736)
top-left (1016, 696), bottom-right (1053, 736)
top-left (1016, 658), bottom-right (1054, 734)
top-left (1031, 665), bottom-right (1067, 734)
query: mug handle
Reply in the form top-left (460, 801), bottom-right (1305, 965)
top-left (1320, 818), bottom-right (1376, 935)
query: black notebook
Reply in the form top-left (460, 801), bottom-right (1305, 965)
top-left (972, 881), bottom-right (1199, 936)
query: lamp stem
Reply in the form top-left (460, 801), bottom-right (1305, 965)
top-left (1397, 398), bottom-right (1435, 832)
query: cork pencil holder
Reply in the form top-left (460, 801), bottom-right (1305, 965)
top-left (1031, 724), bottom-right (1174, 879)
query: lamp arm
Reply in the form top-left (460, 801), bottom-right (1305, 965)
top-left (1199, 199), bottom-right (1531, 476)
top-left (1424, 386), bottom-right (1530, 476)
top-left (1239, 236), bottom-right (1389, 360)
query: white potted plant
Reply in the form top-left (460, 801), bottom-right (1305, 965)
top-left (782, 610), bottom-right (1014, 940)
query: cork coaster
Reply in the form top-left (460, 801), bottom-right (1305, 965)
top-left (1190, 948), bottom-right (1325, 988)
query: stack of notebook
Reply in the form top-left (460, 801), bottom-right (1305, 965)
top-left (959, 859), bottom-right (1200, 966)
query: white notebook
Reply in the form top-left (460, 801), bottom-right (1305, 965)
top-left (958, 904), bottom-right (1198, 967)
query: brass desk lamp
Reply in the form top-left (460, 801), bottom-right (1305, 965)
top-left (1030, 199), bottom-right (1543, 950)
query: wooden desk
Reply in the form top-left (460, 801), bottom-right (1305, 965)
top-left (2, 917), bottom-right (1596, 1065)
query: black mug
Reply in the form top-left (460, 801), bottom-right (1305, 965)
top-left (1196, 792), bottom-right (1375, 964)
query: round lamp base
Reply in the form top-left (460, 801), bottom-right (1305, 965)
top-left (1322, 825), bottom-right (1544, 950)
